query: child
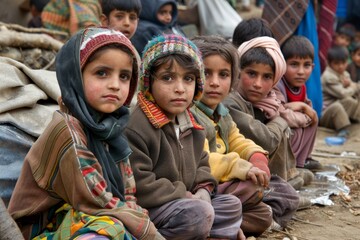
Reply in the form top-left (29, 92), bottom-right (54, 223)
top-left (226, 27), bottom-right (302, 189)
top-left (347, 42), bottom-right (360, 83)
top-left (131, 0), bottom-right (185, 54)
top-left (232, 18), bottom-right (273, 48)
top-left (100, 0), bottom-right (141, 39)
top-left (320, 45), bottom-right (360, 136)
top-left (27, 0), bottom-right (49, 28)
top-left (125, 34), bottom-right (245, 240)
top-left (278, 35), bottom-right (320, 170)
top-left (191, 35), bottom-right (299, 235)
top-left (332, 24), bottom-right (355, 48)
top-left (8, 27), bottom-right (162, 240)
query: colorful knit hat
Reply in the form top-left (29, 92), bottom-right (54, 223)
top-left (79, 27), bottom-right (141, 106)
top-left (140, 34), bottom-right (204, 102)
top-left (238, 36), bottom-right (286, 86)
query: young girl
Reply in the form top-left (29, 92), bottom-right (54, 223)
top-left (191, 35), bottom-right (299, 235)
top-left (125, 34), bottom-right (245, 240)
top-left (8, 27), bottom-right (162, 240)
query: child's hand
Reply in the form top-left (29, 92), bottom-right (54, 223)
top-left (342, 77), bottom-right (351, 88)
top-left (284, 102), bottom-right (318, 125)
top-left (246, 167), bottom-right (269, 187)
top-left (193, 188), bottom-right (211, 204)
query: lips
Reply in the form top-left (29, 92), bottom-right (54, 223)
top-left (103, 94), bottom-right (119, 101)
top-left (206, 91), bottom-right (221, 97)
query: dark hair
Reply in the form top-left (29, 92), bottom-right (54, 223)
top-left (240, 47), bottom-right (275, 74)
top-left (232, 18), bottom-right (273, 48)
top-left (149, 54), bottom-right (200, 92)
top-left (281, 35), bottom-right (314, 61)
top-left (327, 46), bottom-right (349, 63)
top-left (101, 0), bottom-right (142, 17)
top-left (336, 23), bottom-right (356, 40)
top-left (351, 42), bottom-right (360, 54)
top-left (191, 35), bottom-right (239, 89)
top-left (29, 0), bottom-right (49, 12)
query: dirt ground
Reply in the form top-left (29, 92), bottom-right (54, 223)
top-left (257, 123), bottom-right (360, 240)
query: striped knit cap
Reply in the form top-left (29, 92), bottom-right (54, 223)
top-left (140, 34), bottom-right (204, 102)
top-left (80, 27), bottom-right (141, 106)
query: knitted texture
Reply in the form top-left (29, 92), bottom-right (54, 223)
top-left (80, 27), bottom-right (141, 106)
top-left (140, 34), bottom-right (204, 102)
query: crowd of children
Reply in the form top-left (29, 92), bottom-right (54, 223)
top-left (6, 0), bottom-right (360, 239)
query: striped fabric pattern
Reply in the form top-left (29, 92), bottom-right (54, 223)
top-left (317, 0), bottom-right (338, 73)
top-left (262, 0), bottom-right (309, 45)
top-left (41, 0), bottom-right (101, 36)
top-left (137, 91), bottom-right (203, 130)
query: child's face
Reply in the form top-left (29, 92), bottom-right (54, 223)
top-left (284, 56), bottom-right (314, 88)
top-left (157, 4), bottom-right (172, 25)
top-left (201, 55), bottom-right (232, 110)
top-left (83, 48), bottom-right (133, 113)
top-left (238, 63), bottom-right (274, 103)
top-left (329, 60), bottom-right (348, 75)
top-left (101, 10), bottom-right (138, 39)
top-left (151, 60), bottom-right (196, 120)
top-left (334, 34), bottom-right (352, 47)
top-left (351, 49), bottom-right (360, 67)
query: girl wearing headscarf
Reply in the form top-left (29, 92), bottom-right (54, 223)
top-left (8, 27), bottom-right (163, 240)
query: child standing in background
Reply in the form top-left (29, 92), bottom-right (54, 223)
top-left (131, 0), bottom-right (185, 54)
top-left (191, 35), bottom-right (299, 235)
top-left (320, 45), bottom-right (360, 136)
top-left (8, 27), bottom-right (163, 239)
top-left (125, 34), bottom-right (245, 240)
top-left (100, 0), bottom-right (142, 39)
top-left (278, 35), bottom-right (320, 170)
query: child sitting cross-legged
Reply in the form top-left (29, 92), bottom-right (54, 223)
top-left (191, 35), bottom-right (300, 237)
top-left (8, 27), bottom-right (163, 239)
top-left (125, 34), bottom-right (245, 240)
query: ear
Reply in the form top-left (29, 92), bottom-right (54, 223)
top-left (311, 63), bottom-right (315, 71)
top-left (100, 14), bottom-right (108, 26)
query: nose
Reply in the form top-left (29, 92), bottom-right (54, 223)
top-left (174, 79), bottom-right (185, 93)
top-left (123, 16), bottom-right (130, 26)
top-left (208, 75), bottom-right (220, 87)
top-left (253, 76), bottom-right (262, 88)
top-left (109, 78), bottom-right (120, 90)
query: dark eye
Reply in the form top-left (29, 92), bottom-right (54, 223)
top-left (160, 74), bottom-right (173, 81)
top-left (120, 73), bottom-right (131, 81)
top-left (264, 74), bottom-right (273, 81)
top-left (219, 71), bottom-right (230, 79)
top-left (96, 70), bottom-right (107, 77)
top-left (184, 74), bottom-right (196, 82)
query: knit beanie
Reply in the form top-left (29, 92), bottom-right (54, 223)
top-left (140, 34), bottom-right (205, 102)
top-left (80, 27), bottom-right (141, 106)
top-left (238, 36), bottom-right (286, 86)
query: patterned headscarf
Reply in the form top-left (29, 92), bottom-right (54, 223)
top-left (56, 27), bottom-right (140, 201)
top-left (139, 34), bottom-right (205, 102)
top-left (238, 36), bottom-right (286, 86)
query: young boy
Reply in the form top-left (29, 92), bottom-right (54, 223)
top-left (191, 35), bottom-right (299, 235)
top-left (347, 42), bottom-right (360, 83)
top-left (278, 35), bottom-right (321, 170)
top-left (8, 27), bottom-right (163, 239)
top-left (131, 0), bottom-right (185, 54)
top-left (125, 34), bottom-right (245, 240)
top-left (100, 0), bottom-right (141, 39)
top-left (320, 45), bottom-right (360, 136)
